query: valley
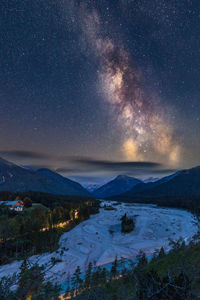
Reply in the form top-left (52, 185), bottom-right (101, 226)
top-left (0, 201), bottom-right (198, 286)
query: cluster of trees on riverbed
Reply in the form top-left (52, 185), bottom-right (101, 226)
top-left (1, 236), bottom-right (200, 299)
top-left (0, 191), bottom-right (99, 264)
top-left (120, 213), bottom-right (135, 233)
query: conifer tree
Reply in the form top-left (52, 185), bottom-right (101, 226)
top-left (136, 250), bottom-right (147, 269)
top-left (100, 267), bottom-right (107, 284)
top-left (111, 257), bottom-right (118, 279)
top-left (64, 273), bottom-right (71, 299)
top-left (17, 263), bottom-right (60, 299)
top-left (158, 246), bottom-right (165, 258)
top-left (91, 267), bottom-right (100, 287)
top-left (84, 262), bottom-right (93, 288)
top-left (71, 266), bottom-right (82, 296)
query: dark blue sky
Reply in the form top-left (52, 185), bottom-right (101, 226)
top-left (0, 0), bottom-right (199, 183)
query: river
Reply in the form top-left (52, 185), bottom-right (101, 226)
top-left (0, 201), bottom-right (198, 288)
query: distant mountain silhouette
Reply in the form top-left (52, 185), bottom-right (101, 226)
top-left (143, 177), bottom-right (160, 183)
top-left (83, 183), bottom-right (101, 192)
top-left (0, 157), bottom-right (90, 196)
top-left (37, 168), bottom-right (90, 196)
top-left (121, 172), bottom-right (179, 196)
top-left (110, 167), bottom-right (200, 200)
top-left (93, 175), bottom-right (142, 199)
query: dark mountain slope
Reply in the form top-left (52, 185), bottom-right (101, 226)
top-left (93, 175), bottom-right (142, 199)
top-left (110, 167), bottom-right (200, 201)
top-left (37, 168), bottom-right (90, 196)
top-left (108, 171), bottom-right (180, 200)
top-left (135, 166), bottom-right (200, 198)
top-left (0, 157), bottom-right (89, 196)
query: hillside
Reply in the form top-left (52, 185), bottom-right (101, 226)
top-left (37, 168), bottom-right (91, 196)
top-left (0, 157), bottom-right (89, 196)
top-left (93, 175), bottom-right (142, 198)
top-left (110, 167), bottom-right (200, 207)
top-left (135, 166), bottom-right (200, 198)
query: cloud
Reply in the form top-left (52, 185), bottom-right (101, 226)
top-left (64, 159), bottom-right (177, 184)
top-left (148, 168), bottom-right (177, 174)
top-left (69, 157), bottom-right (162, 169)
top-left (0, 150), bottom-right (52, 160)
top-left (125, 168), bottom-right (177, 176)
top-left (0, 149), bottom-right (176, 184)
top-left (0, 150), bottom-right (57, 171)
top-left (65, 157), bottom-right (177, 180)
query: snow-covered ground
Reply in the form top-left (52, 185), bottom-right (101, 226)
top-left (0, 202), bottom-right (198, 284)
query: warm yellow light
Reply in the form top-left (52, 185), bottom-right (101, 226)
top-left (123, 138), bottom-right (140, 160)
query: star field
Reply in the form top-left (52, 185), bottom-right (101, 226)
top-left (0, 0), bottom-right (199, 183)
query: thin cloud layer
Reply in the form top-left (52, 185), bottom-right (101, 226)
top-left (71, 157), bottom-right (162, 169)
top-left (0, 150), bottom-right (52, 160)
top-left (0, 150), bottom-right (176, 183)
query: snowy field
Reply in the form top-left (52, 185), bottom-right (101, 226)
top-left (0, 202), bottom-right (198, 284)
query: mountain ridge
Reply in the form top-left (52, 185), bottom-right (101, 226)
top-left (0, 157), bottom-right (90, 196)
top-left (93, 175), bottom-right (142, 199)
top-left (109, 166), bottom-right (200, 201)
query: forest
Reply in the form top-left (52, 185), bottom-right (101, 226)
top-left (0, 191), bottom-right (99, 265)
top-left (1, 235), bottom-right (200, 299)
top-left (1, 191), bottom-right (200, 299)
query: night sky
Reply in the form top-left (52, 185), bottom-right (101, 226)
top-left (0, 0), bottom-right (200, 184)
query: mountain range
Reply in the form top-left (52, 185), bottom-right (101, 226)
top-left (83, 183), bottom-right (102, 193)
top-left (0, 157), bottom-right (90, 196)
top-left (109, 167), bottom-right (200, 201)
top-left (1, 156), bottom-right (200, 201)
top-left (92, 175), bottom-right (142, 198)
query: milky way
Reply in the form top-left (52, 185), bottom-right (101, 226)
top-left (1, 0), bottom-right (200, 182)
top-left (81, 8), bottom-right (180, 164)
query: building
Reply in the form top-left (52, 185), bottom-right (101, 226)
top-left (0, 200), bottom-right (24, 211)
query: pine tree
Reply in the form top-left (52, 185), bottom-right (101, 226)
top-left (18, 258), bottom-right (29, 291)
top-left (111, 257), bottom-right (118, 279)
top-left (100, 267), bottom-right (107, 284)
top-left (84, 262), bottom-right (92, 288)
top-left (64, 273), bottom-right (71, 298)
top-left (71, 266), bottom-right (82, 296)
top-left (0, 275), bottom-right (17, 300)
top-left (158, 246), bottom-right (165, 258)
top-left (91, 267), bottom-right (100, 287)
top-left (136, 251), bottom-right (147, 269)
top-left (17, 263), bottom-right (60, 299)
